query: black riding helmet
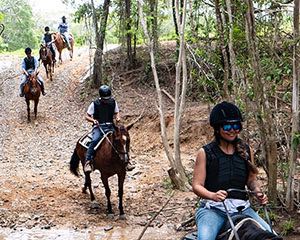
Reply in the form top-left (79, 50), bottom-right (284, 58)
top-left (25, 47), bottom-right (32, 54)
top-left (99, 85), bottom-right (112, 99)
top-left (62, 16), bottom-right (66, 20)
top-left (45, 26), bottom-right (50, 32)
top-left (209, 101), bottom-right (243, 129)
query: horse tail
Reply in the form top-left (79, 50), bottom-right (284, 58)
top-left (70, 148), bottom-right (80, 177)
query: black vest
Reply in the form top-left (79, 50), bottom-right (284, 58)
top-left (44, 33), bottom-right (52, 43)
top-left (24, 57), bottom-right (35, 70)
top-left (93, 98), bottom-right (116, 123)
top-left (203, 141), bottom-right (249, 200)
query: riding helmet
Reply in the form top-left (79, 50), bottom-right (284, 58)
top-left (62, 16), bottom-right (66, 20)
top-left (25, 47), bottom-right (32, 54)
top-left (209, 101), bottom-right (243, 128)
top-left (99, 85), bottom-right (112, 99)
top-left (45, 26), bottom-right (50, 32)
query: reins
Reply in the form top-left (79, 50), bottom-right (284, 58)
top-left (98, 125), bottom-right (129, 160)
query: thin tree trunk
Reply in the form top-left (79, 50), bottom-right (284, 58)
top-left (125, 0), bottom-right (133, 68)
top-left (286, 0), bottom-right (300, 210)
top-left (244, 0), bottom-right (278, 202)
top-left (214, 0), bottom-right (230, 99)
top-left (91, 0), bottom-right (110, 87)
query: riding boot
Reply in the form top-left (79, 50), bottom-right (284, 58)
top-left (125, 162), bottom-right (135, 171)
top-left (19, 86), bottom-right (24, 97)
top-left (40, 82), bottom-right (46, 96)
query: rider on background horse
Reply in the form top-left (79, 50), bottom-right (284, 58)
top-left (41, 26), bottom-right (56, 63)
top-left (84, 85), bottom-right (135, 173)
top-left (20, 47), bottom-right (46, 97)
top-left (192, 101), bottom-right (273, 240)
top-left (58, 16), bottom-right (71, 50)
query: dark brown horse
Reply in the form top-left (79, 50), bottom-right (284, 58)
top-left (23, 72), bottom-right (41, 122)
top-left (39, 44), bottom-right (54, 81)
top-left (70, 124), bottom-right (133, 219)
top-left (52, 32), bottom-right (74, 63)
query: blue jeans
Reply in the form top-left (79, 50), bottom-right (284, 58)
top-left (195, 205), bottom-right (272, 240)
top-left (85, 124), bottom-right (114, 161)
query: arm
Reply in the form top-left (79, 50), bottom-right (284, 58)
top-left (247, 147), bottom-right (268, 205)
top-left (21, 59), bottom-right (28, 76)
top-left (85, 102), bottom-right (98, 125)
top-left (192, 148), bottom-right (227, 202)
top-left (114, 101), bottom-right (120, 122)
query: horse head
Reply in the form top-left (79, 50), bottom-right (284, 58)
top-left (39, 44), bottom-right (49, 61)
top-left (112, 123), bottom-right (133, 165)
top-left (27, 71), bottom-right (39, 95)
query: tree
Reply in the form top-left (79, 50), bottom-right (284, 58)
top-left (138, 0), bottom-right (189, 190)
top-left (286, 0), bottom-right (300, 210)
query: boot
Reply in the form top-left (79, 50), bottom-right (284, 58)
top-left (19, 86), bottom-right (24, 97)
top-left (125, 162), bottom-right (135, 171)
top-left (84, 160), bottom-right (92, 173)
top-left (40, 83), bottom-right (46, 96)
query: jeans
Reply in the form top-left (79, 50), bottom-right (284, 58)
top-left (19, 73), bottom-right (45, 94)
top-left (195, 205), bottom-right (272, 240)
top-left (85, 124), bottom-right (114, 161)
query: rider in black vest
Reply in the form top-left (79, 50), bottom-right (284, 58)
top-left (19, 47), bottom-right (46, 97)
top-left (42, 26), bottom-right (56, 62)
top-left (192, 101), bottom-right (271, 240)
top-left (84, 85), bottom-right (135, 173)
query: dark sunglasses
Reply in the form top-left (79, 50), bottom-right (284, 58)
top-left (221, 123), bottom-right (241, 132)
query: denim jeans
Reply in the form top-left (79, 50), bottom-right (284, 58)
top-left (85, 124), bottom-right (114, 161)
top-left (195, 204), bottom-right (272, 240)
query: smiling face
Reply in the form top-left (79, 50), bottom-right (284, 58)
top-left (219, 122), bottom-right (241, 142)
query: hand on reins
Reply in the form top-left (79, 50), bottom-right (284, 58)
top-left (211, 190), bottom-right (228, 202)
top-left (256, 192), bottom-right (268, 205)
top-left (93, 119), bottom-right (99, 126)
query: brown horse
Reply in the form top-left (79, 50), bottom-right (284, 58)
top-left (70, 124), bottom-right (133, 218)
top-left (23, 72), bottom-right (41, 122)
top-left (39, 44), bottom-right (54, 81)
top-left (52, 32), bottom-right (74, 63)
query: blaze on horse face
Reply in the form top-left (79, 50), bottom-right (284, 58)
top-left (113, 125), bottom-right (131, 165)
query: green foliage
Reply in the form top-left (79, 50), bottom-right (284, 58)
top-left (281, 219), bottom-right (295, 236)
top-left (0, 0), bottom-right (37, 52)
top-left (292, 132), bottom-right (300, 150)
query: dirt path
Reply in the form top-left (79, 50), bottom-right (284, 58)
top-left (0, 48), bottom-right (199, 239)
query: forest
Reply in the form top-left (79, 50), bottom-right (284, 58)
top-left (0, 0), bottom-right (300, 239)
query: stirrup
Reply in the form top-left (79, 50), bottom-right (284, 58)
top-left (126, 162), bottom-right (135, 171)
top-left (84, 161), bottom-right (92, 173)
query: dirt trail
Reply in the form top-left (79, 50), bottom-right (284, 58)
top-left (0, 48), bottom-right (201, 239)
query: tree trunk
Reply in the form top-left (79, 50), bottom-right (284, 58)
top-left (286, 0), bottom-right (300, 210)
top-left (125, 0), bottom-right (133, 68)
top-left (91, 0), bottom-right (110, 87)
top-left (214, 0), bottom-right (230, 99)
top-left (138, 0), bottom-right (189, 191)
top-left (244, 0), bottom-right (278, 202)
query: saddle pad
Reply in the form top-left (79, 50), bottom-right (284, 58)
top-left (79, 131), bottom-right (113, 150)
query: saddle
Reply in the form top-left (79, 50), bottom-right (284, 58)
top-left (79, 130), bottom-right (113, 150)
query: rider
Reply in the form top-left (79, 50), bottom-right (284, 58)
top-left (57, 16), bottom-right (71, 50)
top-left (84, 85), bottom-right (135, 173)
top-left (42, 26), bottom-right (56, 62)
top-left (192, 101), bottom-right (272, 240)
top-left (20, 47), bottom-right (46, 97)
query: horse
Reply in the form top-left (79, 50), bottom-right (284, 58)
top-left (70, 123), bottom-right (133, 219)
top-left (23, 72), bottom-right (41, 122)
top-left (39, 44), bottom-right (54, 81)
top-left (52, 32), bottom-right (74, 63)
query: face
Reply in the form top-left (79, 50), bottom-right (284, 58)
top-left (219, 122), bottom-right (241, 142)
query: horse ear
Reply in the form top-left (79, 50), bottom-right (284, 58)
top-left (126, 123), bottom-right (134, 131)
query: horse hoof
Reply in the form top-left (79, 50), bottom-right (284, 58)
top-left (119, 214), bottom-right (126, 220)
top-left (107, 213), bottom-right (114, 219)
top-left (82, 187), bottom-right (87, 194)
top-left (91, 201), bottom-right (100, 209)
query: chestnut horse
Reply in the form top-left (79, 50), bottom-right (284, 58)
top-left (70, 124), bottom-right (133, 219)
top-left (52, 32), bottom-right (74, 63)
top-left (23, 72), bottom-right (41, 122)
top-left (39, 44), bottom-right (54, 81)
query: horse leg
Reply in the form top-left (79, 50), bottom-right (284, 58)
top-left (34, 99), bottom-right (38, 119)
top-left (59, 50), bottom-right (62, 63)
top-left (101, 175), bottom-right (113, 217)
top-left (26, 98), bottom-right (30, 122)
top-left (118, 171), bottom-right (126, 219)
top-left (44, 63), bottom-right (48, 79)
top-left (49, 64), bottom-right (52, 81)
top-left (83, 172), bottom-right (95, 201)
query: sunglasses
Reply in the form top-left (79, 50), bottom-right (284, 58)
top-left (221, 123), bottom-right (241, 132)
